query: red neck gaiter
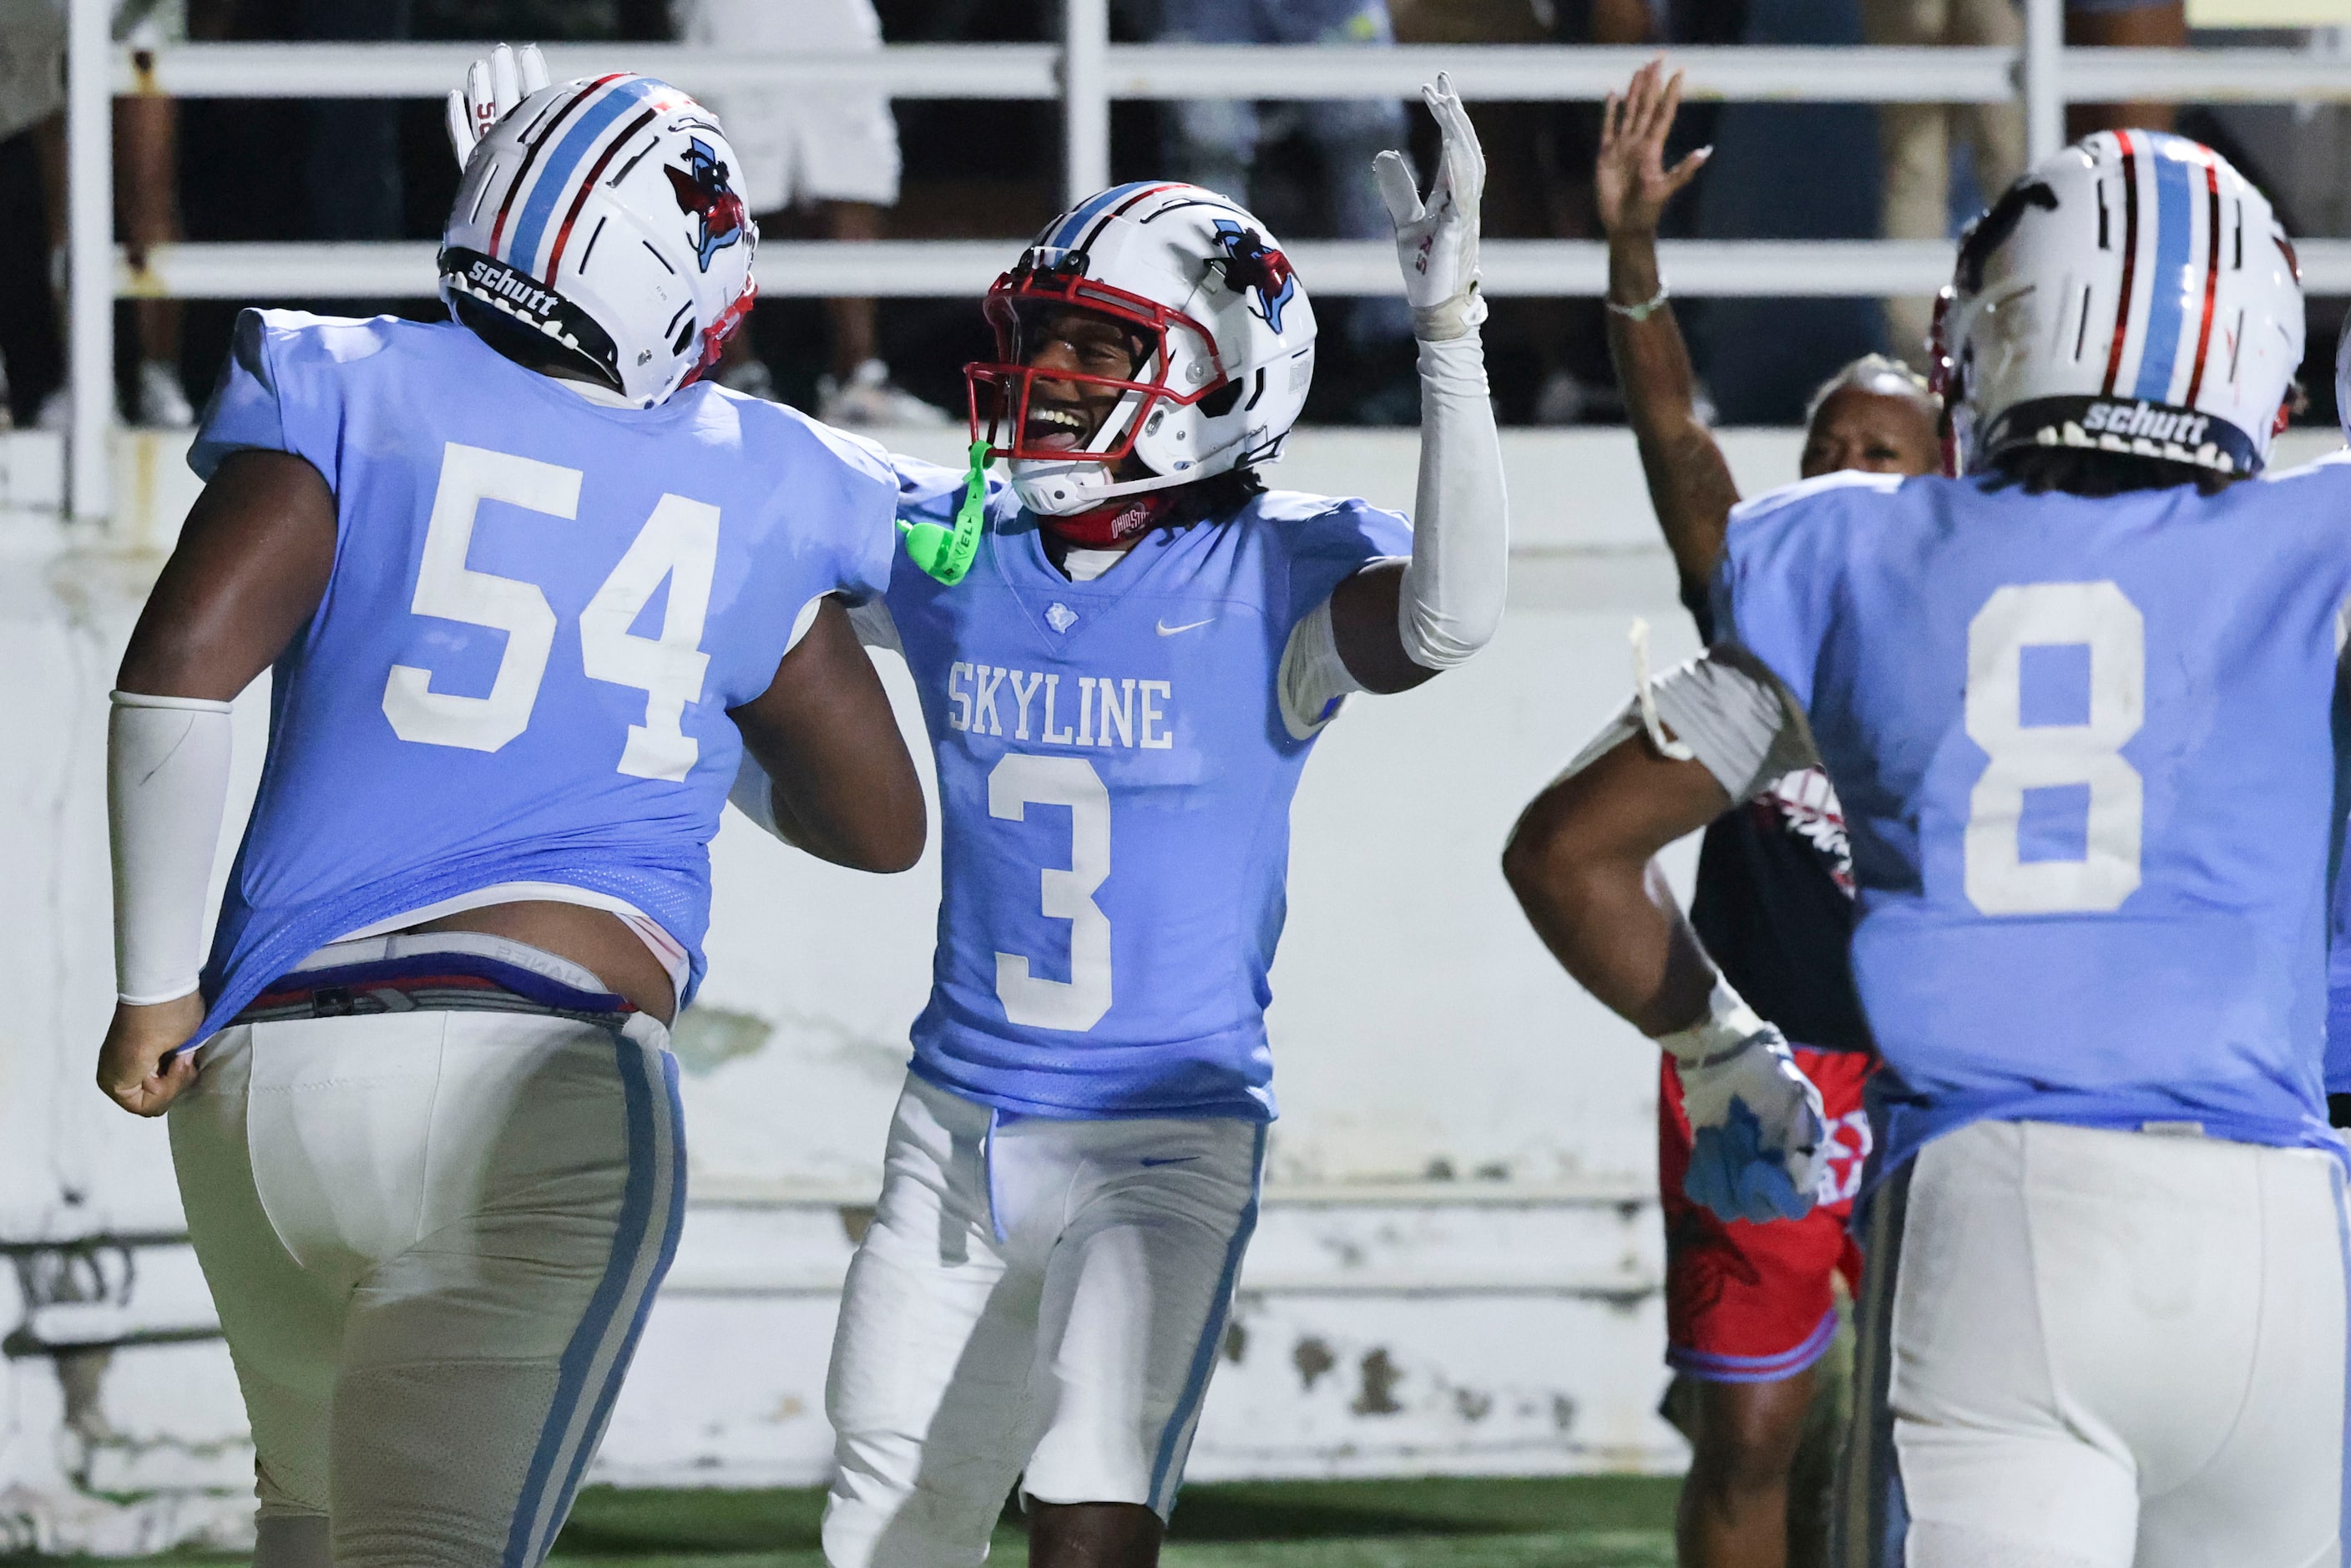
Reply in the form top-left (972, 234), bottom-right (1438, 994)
top-left (1038, 490), bottom-right (1182, 549)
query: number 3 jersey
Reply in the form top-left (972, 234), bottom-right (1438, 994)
top-left (1712, 459), bottom-right (2351, 1176)
top-left (877, 462), bottom-right (1412, 1121)
top-left (185, 309), bottom-right (897, 1039)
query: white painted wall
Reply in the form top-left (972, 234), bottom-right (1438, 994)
top-left (4, 424), bottom-right (2341, 1550)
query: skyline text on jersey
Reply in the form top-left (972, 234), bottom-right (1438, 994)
top-left (946, 662), bottom-right (1176, 749)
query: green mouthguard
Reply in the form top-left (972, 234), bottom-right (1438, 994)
top-left (899, 438), bottom-right (988, 586)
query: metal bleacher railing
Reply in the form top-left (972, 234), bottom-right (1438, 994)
top-left (54, 0), bottom-right (2351, 519)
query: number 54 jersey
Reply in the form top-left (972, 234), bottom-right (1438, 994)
top-left (1714, 458), bottom-right (2351, 1176)
top-left (877, 463), bottom-right (1412, 1122)
top-left (186, 310), bottom-right (897, 1038)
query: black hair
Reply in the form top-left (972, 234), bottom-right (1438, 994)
top-left (1983, 448), bottom-right (2242, 498)
top-left (1165, 465), bottom-right (1268, 528)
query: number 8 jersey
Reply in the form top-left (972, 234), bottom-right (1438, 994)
top-left (876, 461), bottom-right (1411, 1121)
top-left (187, 310), bottom-right (897, 1038)
top-left (1714, 459), bottom-right (2351, 1176)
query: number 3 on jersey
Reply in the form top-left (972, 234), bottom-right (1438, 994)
top-left (382, 442), bottom-right (716, 781)
top-left (1963, 580), bottom-right (2145, 915)
top-left (989, 753), bottom-right (1114, 1032)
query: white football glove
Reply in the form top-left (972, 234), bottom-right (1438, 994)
top-left (1663, 979), bottom-right (1828, 1224)
top-left (444, 41), bottom-right (550, 169)
top-left (1372, 72), bottom-right (1486, 341)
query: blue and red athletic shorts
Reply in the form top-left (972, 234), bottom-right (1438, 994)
top-left (1657, 1045), bottom-right (1875, 1383)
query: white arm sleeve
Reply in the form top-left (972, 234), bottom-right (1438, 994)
top-left (847, 595), bottom-right (901, 654)
top-left (728, 750), bottom-right (786, 841)
top-left (1646, 649), bottom-right (1817, 799)
top-left (786, 592), bottom-right (826, 655)
top-left (1397, 327), bottom-right (1509, 670)
top-left (109, 691), bottom-right (235, 1005)
top-left (1554, 649), bottom-right (1816, 801)
top-left (1277, 596), bottom-right (1368, 741)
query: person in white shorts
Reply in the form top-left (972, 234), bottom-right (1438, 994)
top-left (671, 0), bottom-right (948, 427)
top-left (1503, 130), bottom-right (2344, 1567)
top-left (96, 49), bottom-right (924, 1567)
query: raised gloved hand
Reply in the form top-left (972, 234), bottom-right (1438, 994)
top-left (444, 41), bottom-right (550, 168)
top-left (1372, 72), bottom-right (1486, 341)
top-left (1663, 979), bottom-right (1828, 1223)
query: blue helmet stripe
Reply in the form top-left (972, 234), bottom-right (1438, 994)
top-left (2133, 142), bottom-right (2197, 402)
top-left (507, 77), bottom-right (664, 276)
top-left (1048, 181), bottom-right (1162, 250)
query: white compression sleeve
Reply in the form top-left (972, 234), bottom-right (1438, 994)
top-left (109, 691), bottom-right (235, 1005)
top-left (1398, 327), bottom-right (1509, 670)
top-left (1646, 649), bottom-right (1818, 800)
top-left (728, 751), bottom-right (783, 839)
top-left (1277, 597), bottom-right (1366, 741)
top-left (847, 596), bottom-right (902, 653)
top-left (1547, 648), bottom-right (1814, 800)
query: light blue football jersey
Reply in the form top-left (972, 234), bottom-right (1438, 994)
top-left (1714, 458), bottom-right (2351, 1176)
top-left (882, 462), bottom-right (1411, 1120)
top-left (186, 309), bottom-right (897, 1038)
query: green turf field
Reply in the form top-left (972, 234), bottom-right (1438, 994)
top-left (6, 1477), bottom-right (1680, 1566)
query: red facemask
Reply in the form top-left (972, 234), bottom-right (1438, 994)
top-left (964, 255), bottom-right (1227, 468)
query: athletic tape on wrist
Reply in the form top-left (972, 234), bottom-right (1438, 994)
top-left (1655, 974), bottom-right (1768, 1066)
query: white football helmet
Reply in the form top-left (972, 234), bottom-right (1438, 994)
top-left (968, 183), bottom-right (1317, 515)
top-left (1938, 129), bottom-right (2302, 478)
top-left (441, 70), bottom-right (756, 408)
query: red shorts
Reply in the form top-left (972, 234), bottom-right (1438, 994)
top-left (1658, 1045), bottom-right (1874, 1383)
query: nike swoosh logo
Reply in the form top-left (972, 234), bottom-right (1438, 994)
top-left (1139, 1155), bottom-right (1200, 1167)
top-left (1155, 618), bottom-right (1213, 636)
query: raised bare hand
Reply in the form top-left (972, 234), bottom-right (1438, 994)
top-left (1596, 58), bottom-right (1711, 240)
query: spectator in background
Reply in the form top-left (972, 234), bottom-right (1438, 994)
top-left (1865, 0), bottom-right (2185, 367)
top-left (1155, 0), bottom-right (1418, 422)
top-left (116, 0), bottom-right (192, 426)
top-left (16, 0), bottom-right (194, 429)
top-left (1861, 0), bottom-right (2023, 367)
top-left (291, 0), bottom-right (411, 243)
top-left (1690, 0), bottom-right (1886, 423)
top-left (0, 0), bottom-right (65, 428)
top-left (2070, 0), bottom-right (2187, 136)
top-left (673, 0), bottom-right (948, 427)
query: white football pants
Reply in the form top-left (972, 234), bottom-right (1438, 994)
top-left (822, 1074), bottom-right (1266, 1568)
top-left (169, 1009), bottom-right (685, 1568)
top-left (1839, 1118), bottom-right (2348, 1568)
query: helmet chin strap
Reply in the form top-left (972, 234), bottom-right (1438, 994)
top-left (1038, 488), bottom-right (1183, 549)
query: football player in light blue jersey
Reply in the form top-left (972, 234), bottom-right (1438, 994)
top-left (1505, 133), bottom-right (2344, 1567)
top-left (96, 52), bottom-right (923, 1568)
top-left (756, 83), bottom-right (1509, 1568)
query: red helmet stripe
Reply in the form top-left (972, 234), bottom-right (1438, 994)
top-left (1069, 182), bottom-right (1188, 252)
top-left (546, 106), bottom-right (658, 276)
top-left (2182, 154), bottom-right (2224, 407)
top-left (2100, 130), bottom-right (2141, 397)
top-left (488, 73), bottom-right (625, 262)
